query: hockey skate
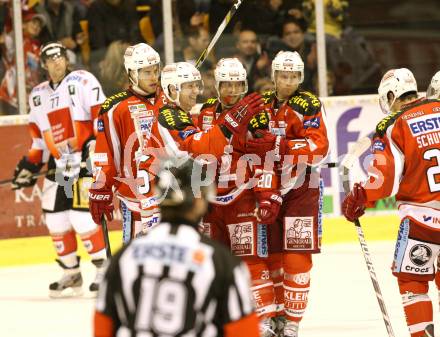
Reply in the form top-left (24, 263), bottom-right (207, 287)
top-left (259, 317), bottom-right (277, 337)
top-left (423, 324), bottom-right (434, 337)
top-left (283, 321), bottom-right (299, 337)
top-left (274, 316), bottom-right (287, 337)
top-left (89, 258), bottom-right (106, 292)
top-left (49, 257), bottom-right (83, 298)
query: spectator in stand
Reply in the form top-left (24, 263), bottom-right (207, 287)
top-left (265, 17), bottom-right (316, 92)
top-left (0, 10), bottom-right (45, 115)
top-left (98, 40), bottom-right (130, 96)
top-left (87, 0), bottom-right (141, 74)
top-left (34, 0), bottom-right (83, 63)
top-left (234, 29), bottom-right (270, 92)
top-left (182, 26), bottom-right (214, 71)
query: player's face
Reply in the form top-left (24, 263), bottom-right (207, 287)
top-left (219, 81), bottom-right (246, 107)
top-left (138, 64), bottom-right (160, 94)
top-left (45, 54), bottom-right (68, 83)
top-left (275, 70), bottom-right (301, 100)
top-left (179, 80), bottom-right (203, 111)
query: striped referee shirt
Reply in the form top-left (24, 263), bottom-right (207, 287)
top-left (94, 222), bottom-right (258, 337)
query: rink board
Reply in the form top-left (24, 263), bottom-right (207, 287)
top-left (0, 215), bottom-right (401, 267)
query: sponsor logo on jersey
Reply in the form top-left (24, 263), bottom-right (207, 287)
top-left (422, 215), bottom-right (440, 224)
top-left (303, 117), bottom-right (320, 129)
top-left (409, 244), bottom-right (432, 266)
top-left (408, 113), bottom-right (440, 136)
top-left (215, 194), bottom-right (234, 203)
top-left (228, 222), bottom-right (254, 256)
top-left (66, 75), bottom-right (82, 82)
top-left (129, 104), bottom-right (148, 113)
top-left (97, 119), bottom-right (104, 132)
top-left (178, 129), bottom-right (198, 140)
top-left (32, 95), bottom-right (41, 106)
top-left (132, 242), bottom-right (188, 264)
top-left (372, 139), bottom-right (386, 152)
top-left (92, 152), bottom-right (108, 165)
top-left (203, 115), bottom-right (213, 124)
top-left (257, 224), bottom-right (268, 258)
top-left (284, 216), bottom-right (314, 250)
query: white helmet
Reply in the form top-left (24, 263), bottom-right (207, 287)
top-left (378, 68), bottom-right (417, 114)
top-left (161, 62), bottom-right (203, 106)
top-left (271, 51), bottom-right (304, 83)
top-left (214, 58), bottom-right (248, 105)
top-left (427, 70), bottom-right (440, 99)
top-left (124, 43), bottom-right (160, 92)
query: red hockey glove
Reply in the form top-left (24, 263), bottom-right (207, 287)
top-left (342, 183), bottom-right (367, 222)
top-left (88, 189), bottom-right (114, 225)
top-left (246, 130), bottom-right (286, 160)
top-left (220, 93), bottom-right (264, 137)
top-left (256, 191), bottom-right (283, 225)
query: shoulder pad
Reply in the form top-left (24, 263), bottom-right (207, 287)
top-left (375, 110), bottom-right (403, 138)
top-left (99, 91), bottom-right (132, 114)
top-left (158, 105), bottom-right (195, 131)
top-left (288, 90), bottom-right (321, 116)
top-left (200, 97), bottom-right (219, 111)
top-left (262, 90), bottom-right (276, 104)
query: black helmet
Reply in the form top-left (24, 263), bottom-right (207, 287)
top-left (155, 158), bottom-right (216, 209)
top-left (40, 41), bottom-right (67, 67)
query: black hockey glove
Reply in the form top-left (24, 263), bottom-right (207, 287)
top-left (11, 157), bottom-right (43, 190)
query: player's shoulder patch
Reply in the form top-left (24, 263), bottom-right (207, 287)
top-left (288, 90), bottom-right (321, 116)
top-left (262, 90), bottom-right (276, 104)
top-left (200, 97), bottom-right (219, 112)
top-left (99, 91), bottom-right (132, 115)
top-left (158, 105), bottom-right (194, 131)
top-left (375, 110), bottom-right (404, 138)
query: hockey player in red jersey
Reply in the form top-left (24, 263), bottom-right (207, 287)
top-left (342, 68), bottom-right (440, 337)
top-left (245, 51), bottom-right (329, 336)
top-left (142, 61), bottom-right (264, 167)
top-left (89, 43), bottom-right (167, 243)
top-left (11, 41), bottom-right (107, 297)
top-left (196, 58), bottom-right (280, 336)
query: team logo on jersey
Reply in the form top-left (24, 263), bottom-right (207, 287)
top-left (32, 95), bottom-right (41, 106)
top-left (228, 222), bottom-right (254, 256)
top-left (372, 139), bottom-right (386, 152)
top-left (284, 217), bottom-right (314, 250)
top-left (409, 244), bottom-right (432, 266)
top-left (303, 117), bottom-right (320, 129)
top-left (203, 115), bottom-right (213, 124)
top-left (408, 113), bottom-right (440, 136)
top-left (68, 85), bottom-right (75, 95)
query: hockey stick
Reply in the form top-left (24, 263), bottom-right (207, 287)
top-left (101, 216), bottom-right (112, 258)
top-left (195, 0), bottom-right (245, 69)
top-left (341, 137), bottom-right (396, 337)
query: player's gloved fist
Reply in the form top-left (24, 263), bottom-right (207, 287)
top-left (88, 188), bottom-right (114, 225)
top-left (256, 191), bottom-right (282, 225)
top-left (342, 183), bottom-right (367, 222)
top-left (220, 93), bottom-right (264, 136)
top-left (11, 156), bottom-right (43, 190)
top-left (246, 130), bottom-right (286, 160)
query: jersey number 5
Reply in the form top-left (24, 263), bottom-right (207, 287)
top-left (424, 148), bottom-right (440, 192)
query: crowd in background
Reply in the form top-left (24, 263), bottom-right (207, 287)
top-left (0, 0), bottom-right (404, 115)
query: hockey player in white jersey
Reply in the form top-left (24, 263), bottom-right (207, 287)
top-left (94, 159), bottom-right (260, 337)
top-left (11, 42), bottom-right (107, 297)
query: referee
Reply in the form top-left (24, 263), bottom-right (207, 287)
top-left (94, 159), bottom-right (259, 337)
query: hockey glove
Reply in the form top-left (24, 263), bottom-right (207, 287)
top-left (256, 191), bottom-right (282, 225)
top-left (342, 183), bottom-right (367, 222)
top-left (220, 93), bottom-right (264, 137)
top-left (88, 189), bottom-right (114, 225)
top-left (11, 156), bottom-right (43, 190)
top-left (246, 130), bottom-right (286, 161)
